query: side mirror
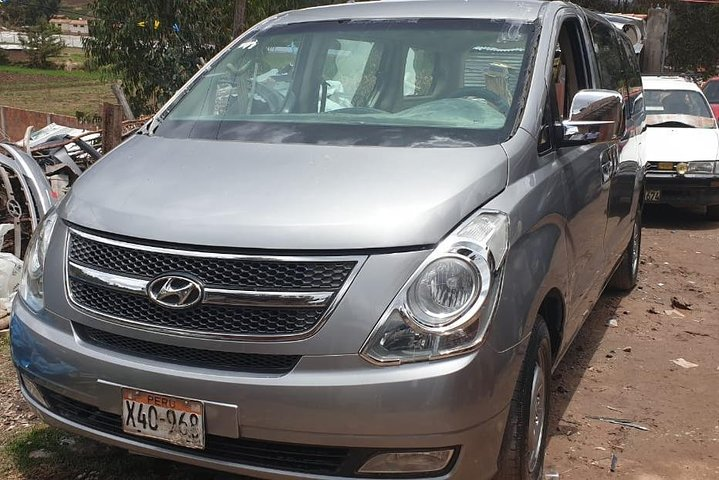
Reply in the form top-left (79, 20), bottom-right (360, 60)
top-left (560, 89), bottom-right (623, 146)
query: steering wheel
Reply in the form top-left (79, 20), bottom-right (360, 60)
top-left (251, 82), bottom-right (286, 113)
top-left (449, 86), bottom-right (510, 115)
top-left (218, 80), bottom-right (286, 114)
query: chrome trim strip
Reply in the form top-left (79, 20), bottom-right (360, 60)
top-left (69, 262), bottom-right (148, 294)
top-left (68, 262), bottom-right (335, 308)
top-left (69, 227), bottom-right (358, 263)
top-left (63, 228), bottom-right (367, 342)
top-left (203, 289), bottom-right (332, 308)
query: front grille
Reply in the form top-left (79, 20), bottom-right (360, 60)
top-left (41, 388), bottom-right (354, 475)
top-left (65, 230), bottom-right (360, 339)
top-left (74, 323), bottom-right (301, 374)
top-left (646, 161), bottom-right (676, 175)
top-left (70, 280), bottom-right (324, 336)
top-left (69, 233), bottom-right (355, 290)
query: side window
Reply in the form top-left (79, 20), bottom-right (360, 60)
top-left (551, 18), bottom-right (591, 120)
top-left (403, 48), bottom-right (436, 97)
top-left (619, 34), bottom-right (645, 123)
top-left (320, 39), bottom-right (382, 111)
top-left (589, 19), bottom-right (629, 135)
top-left (541, 18), bottom-right (591, 153)
top-left (588, 20), bottom-right (628, 96)
top-left (463, 46), bottom-right (525, 104)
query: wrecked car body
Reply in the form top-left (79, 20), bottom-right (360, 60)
top-left (0, 143), bottom-right (54, 257)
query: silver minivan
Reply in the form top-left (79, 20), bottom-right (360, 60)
top-left (11, 1), bottom-right (645, 479)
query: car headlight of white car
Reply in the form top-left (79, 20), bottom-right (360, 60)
top-left (361, 210), bottom-right (508, 365)
top-left (18, 210), bottom-right (58, 312)
top-left (686, 161), bottom-right (716, 174)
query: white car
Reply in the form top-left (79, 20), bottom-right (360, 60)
top-left (642, 76), bottom-right (719, 219)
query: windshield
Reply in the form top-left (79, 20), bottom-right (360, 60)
top-left (155, 19), bottom-right (536, 147)
top-left (645, 89), bottom-right (716, 129)
top-left (703, 80), bottom-right (719, 103)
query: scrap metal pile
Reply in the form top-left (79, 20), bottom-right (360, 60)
top-left (0, 119), bottom-right (148, 258)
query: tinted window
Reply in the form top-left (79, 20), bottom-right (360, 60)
top-left (618, 34), bottom-right (644, 123)
top-left (589, 19), bottom-right (627, 95)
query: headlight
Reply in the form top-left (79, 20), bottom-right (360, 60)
top-left (18, 210), bottom-right (58, 311)
top-left (687, 161), bottom-right (715, 174)
top-left (406, 255), bottom-right (482, 330)
top-left (361, 211), bottom-right (508, 365)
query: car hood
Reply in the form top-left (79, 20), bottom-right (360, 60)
top-left (61, 136), bottom-right (508, 250)
top-left (645, 126), bottom-right (719, 162)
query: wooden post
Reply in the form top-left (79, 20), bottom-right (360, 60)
top-left (101, 102), bottom-right (123, 153)
top-left (233, 0), bottom-right (247, 38)
top-left (111, 83), bottom-right (135, 120)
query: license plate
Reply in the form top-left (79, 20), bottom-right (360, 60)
top-left (658, 162), bottom-right (674, 170)
top-left (645, 190), bottom-right (661, 202)
top-left (122, 389), bottom-right (205, 449)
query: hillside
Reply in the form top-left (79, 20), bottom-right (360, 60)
top-left (60, 0), bottom-right (92, 19)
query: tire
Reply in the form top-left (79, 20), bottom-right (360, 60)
top-left (707, 205), bottom-right (719, 221)
top-left (609, 208), bottom-right (642, 291)
top-left (495, 317), bottom-right (552, 480)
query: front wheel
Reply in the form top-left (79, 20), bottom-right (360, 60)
top-left (609, 207), bottom-right (642, 291)
top-left (495, 317), bottom-right (552, 480)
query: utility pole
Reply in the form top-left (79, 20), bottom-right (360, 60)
top-left (233, 0), bottom-right (247, 38)
top-left (642, 7), bottom-right (670, 75)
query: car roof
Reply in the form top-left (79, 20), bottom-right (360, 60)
top-left (642, 76), bottom-right (703, 92)
top-left (268, 0), bottom-right (548, 26)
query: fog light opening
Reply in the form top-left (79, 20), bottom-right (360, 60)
top-left (358, 449), bottom-right (455, 475)
top-left (20, 374), bottom-right (49, 409)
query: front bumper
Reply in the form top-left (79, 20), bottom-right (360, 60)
top-left (10, 299), bottom-right (519, 480)
top-left (644, 174), bottom-right (719, 207)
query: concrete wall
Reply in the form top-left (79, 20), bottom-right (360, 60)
top-left (0, 105), bottom-right (98, 142)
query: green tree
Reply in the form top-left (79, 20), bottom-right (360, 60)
top-left (19, 22), bottom-right (65, 68)
top-left (85, 0), bottom-right (342, 115)
top-left (666, 2), bottom-right (719, 77)
top-left (85, 0), bottom-right (235, 115)
top-left (0, 0), bottom-right (60, 27)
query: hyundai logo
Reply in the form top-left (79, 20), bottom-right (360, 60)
top-left (147, 275), bottom-right (203, 309)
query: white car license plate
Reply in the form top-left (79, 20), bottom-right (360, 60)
top-left (122, 388), bottom-right (205, 449)
top-left (645, 190), bottom-right (661, 202)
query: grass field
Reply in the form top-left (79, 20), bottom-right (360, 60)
top-left (0, 59), bottom-right (116, 118)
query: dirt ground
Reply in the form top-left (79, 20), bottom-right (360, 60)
top-left (545, 204), bottom-right (719, 479)
top-left (0, 203), bottom-right (717, 479)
